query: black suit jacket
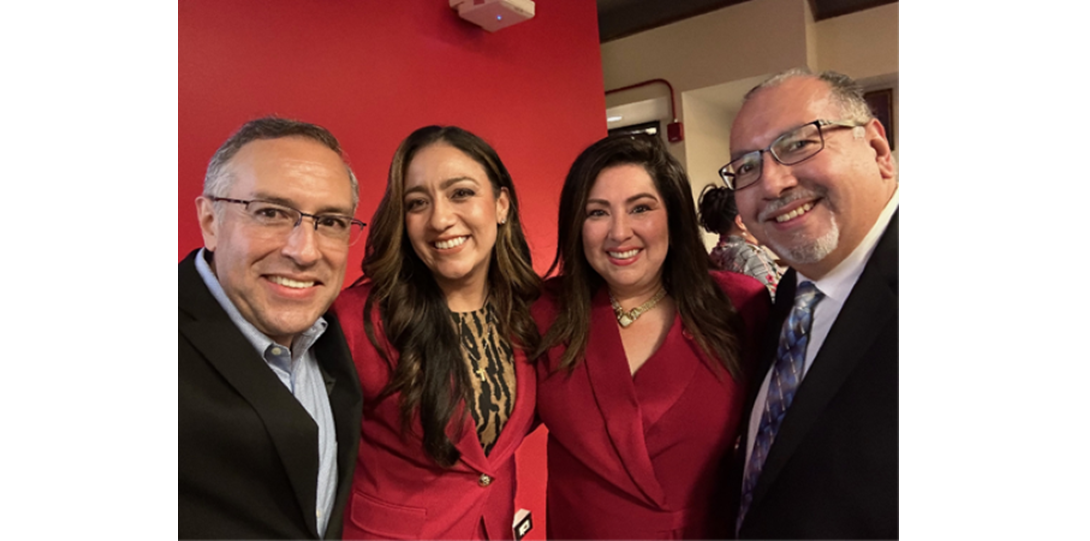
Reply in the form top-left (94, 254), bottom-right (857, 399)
top-left (179, 249), bottom-right (362, 539)
top-left (734, 211), bottom-right (898, 539)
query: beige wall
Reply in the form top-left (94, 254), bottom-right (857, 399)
top-left (601, 0), bottom-right (813, 165)
top-left (804, 0), bottom-right (820, 70)
top-left (600, 0), bottom-right (899, 212)
top-left (680, 73), bottom-right (769, 250)
top-left (680, 93), bottom-right (734, 249)
top-left (815, 3), bottom-right (899, 79)
top-left (601, 0), bottom-right (810, 93)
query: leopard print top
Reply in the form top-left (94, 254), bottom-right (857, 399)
top-left (451, 304), bottom-right (515, 456)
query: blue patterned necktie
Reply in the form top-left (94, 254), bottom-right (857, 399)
top-left (737, 281), bottom-right (825, 532)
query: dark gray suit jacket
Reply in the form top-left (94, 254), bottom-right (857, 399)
top-left (179, 249), bottom-right (362, 539)
top-left (735, 211), bottom-right (898, 539)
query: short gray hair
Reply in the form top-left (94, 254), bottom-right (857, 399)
top-left (203, 116), bottom-right (359, 209)
top-left (745, 68), bottom-right (874, 125)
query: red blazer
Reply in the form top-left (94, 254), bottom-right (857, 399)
top-left (533, 272), bottom-right (769, 539)
top-left (332, 283), bottom-right (537, 540)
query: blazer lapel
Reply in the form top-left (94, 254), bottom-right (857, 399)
top-left (583, 288), bottom-right (666, 507)
top-left (751, 213), bottom-right (898, 509)
top-left (179, 253), bottom-right (320, 537)
top-left (449, 343), bottom-right (538, 474)
top-left (631, 315), bottom-right (701, 431)
top-left (312, 312), bottom-right (363, 539)
top-left (448, 402), bottom-right (491, 474)
top-left (482, 346), bottom-right (536, 463)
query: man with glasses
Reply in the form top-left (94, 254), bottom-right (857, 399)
top-left (725, 69), bottom-right (898, 539)
top-left (180, 117), bottom-right (365, 539)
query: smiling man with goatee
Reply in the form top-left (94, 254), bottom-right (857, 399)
top-left (724, 68), bottom-right (899, 539)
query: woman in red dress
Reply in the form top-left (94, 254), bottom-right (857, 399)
top-left (533, 134), bottom-right (770, 539)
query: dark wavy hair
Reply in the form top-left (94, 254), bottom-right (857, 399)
top-left (536, 134), bottom-right (744, 379)
top-left (697, 184), bottom-right (739, 236)
top-left (358, 126), bottom-right (541, 467)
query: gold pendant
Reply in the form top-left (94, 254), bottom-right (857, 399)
top-left (610, 288), bottom-right (666, 328)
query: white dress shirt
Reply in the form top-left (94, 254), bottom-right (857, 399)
top-left (744, 189), bottom-right (899, 467)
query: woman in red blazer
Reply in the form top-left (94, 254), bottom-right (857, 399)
top-left (333, 126), bottom-right (541, 539)
top-left (533, 134), bottom-right (770, 539)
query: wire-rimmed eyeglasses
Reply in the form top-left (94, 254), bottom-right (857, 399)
top-left (718, 119), bottom-right (864, 190)
top-left (208, 196), bottom-right (367, 246)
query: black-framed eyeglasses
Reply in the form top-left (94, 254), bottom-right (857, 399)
top-left (208, 196), bottom-right (367, 246)
top-left (719, 119), bottom-right (864, 190)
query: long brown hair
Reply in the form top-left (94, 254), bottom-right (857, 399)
top-left (358, 126), bottom-right (541, 467)
top-left (536, 134), bottom-right (744, 379)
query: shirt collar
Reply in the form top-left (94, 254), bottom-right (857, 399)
top-left (718, 233), bottom-right (748, 247)
top-left (195, 248), bottom-right (328, 360)
top-left (799, 187), bottom-right (899, 302)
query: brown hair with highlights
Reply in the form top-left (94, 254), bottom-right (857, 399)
top-left (358, 126), bottom-right (540, 467)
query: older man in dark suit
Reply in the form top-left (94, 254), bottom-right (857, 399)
top-left (722, 69), bottom-right (898, 539)
top-left (179, 117), bottom-right (365, 539)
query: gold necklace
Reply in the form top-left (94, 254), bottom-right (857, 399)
top-left (609, 288), bottom-right (667, 328)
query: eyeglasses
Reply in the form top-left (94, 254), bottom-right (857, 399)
top-left (208, 197), bottom-right (367, 246)
top-left (719, 119), bottom-right (864, 190)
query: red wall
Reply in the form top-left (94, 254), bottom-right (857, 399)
top-left (179, 1), bottom-right (607, 537)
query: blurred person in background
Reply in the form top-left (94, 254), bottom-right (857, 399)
top-left (698, 184), bottom-right (782, 300)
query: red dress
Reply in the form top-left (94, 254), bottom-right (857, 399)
top-left (533, 272), bottom-right (770, 539)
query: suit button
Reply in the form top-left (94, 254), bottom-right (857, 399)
top-left (478, 474), bottom-right (492, 487)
